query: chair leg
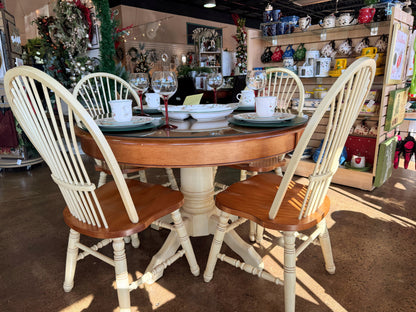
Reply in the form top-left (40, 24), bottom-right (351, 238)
top-left (165, 168), bottom-right (179, 190)
top-left (97, 171), bottom-right (107, 187)
top-left (256, 225), bottom-right (265, 244)
top-left (283, 231), bottom-right (296, 312)
top-left (170, 209), bottom-right (200, 276)
top-left (112, 238), bottom-right (131, 312)
top-left (130, 233), bottom-right (140, 248)
top-left (249, 221), bottom-right (256, 242)
top-left (204, 212), bottom-right (230, 282)
top-left (138, 170), bottom-right (147, 183)
top-left (63, 229), bottom-right (80, 292)
top-left (317, 219), bottom-right (336, 274)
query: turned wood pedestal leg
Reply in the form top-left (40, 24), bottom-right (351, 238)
top-left (146, 167), bottom-right (263, 281)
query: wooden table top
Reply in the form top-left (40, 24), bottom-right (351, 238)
top-left (76, 116), bottom-right (307, 168)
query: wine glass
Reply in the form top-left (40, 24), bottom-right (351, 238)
top-left (246, 70), bottom-right (267, 97)
top-left (129, 73), bottom-right (149, 116)
top-left (151, 71), bottom-right (178, 130)
top-left (207, 72), bottom-right (223, 104)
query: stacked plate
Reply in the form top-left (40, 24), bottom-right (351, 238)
top-left (229, 112), bottom-right (308, 128)
top-left (94, 115), bottom-right (156, 132)
top-left (159, 104), bottom-right (237, 121)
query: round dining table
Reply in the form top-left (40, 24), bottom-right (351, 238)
top-left (76, 113), bottom-right (307, 279)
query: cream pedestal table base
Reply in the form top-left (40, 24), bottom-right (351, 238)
top-left (145, 167), bottom-right (264, 281)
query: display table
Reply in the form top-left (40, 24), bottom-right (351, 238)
top-left (76, 116), bottom-right (307, 279)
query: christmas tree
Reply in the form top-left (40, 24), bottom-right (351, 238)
top-left (232, 14), bottom-right (247, 75)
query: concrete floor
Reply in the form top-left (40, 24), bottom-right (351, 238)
top-left (0, 159), bottom-right (415, 312)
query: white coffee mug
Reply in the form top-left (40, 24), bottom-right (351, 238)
top-left (256, 96), bottom-right (276, 117)
top-left (237, 90), bottom-right (255, 106)
top-left (351, 155), bottom-right (365, 168)
top-left (320, 14), bottom-right (336, 28)
top-left (299, 16), bottom-right (311, 31)
top-left (337, 13), bottom-right (354, 26)
top-left (146, 93), bottom-right (160, 108)
top-left (109, 99), bottom-right (132, 122)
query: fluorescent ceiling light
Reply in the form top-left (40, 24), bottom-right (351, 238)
top-left (204, 0), bottom-right (216, 8)
top-left (292, 0), bottom-right (331, 6)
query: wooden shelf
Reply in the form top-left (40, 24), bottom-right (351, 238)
top-left (200, 51), bottom-right (221, 54)
top-left (254, 21), bottom-right (390, 45)
top-left (0, 157), bottom-right (43, 169)
top-left (287, 158), bottom-right (375, 191)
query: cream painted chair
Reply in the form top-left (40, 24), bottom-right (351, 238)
top-left (215, 67), bottom-right (306, 242)
top-left (73, 72), bottom-right (178, 190)
top-left (5, 66), bottom-right (199, 312)
top-left (204, 58), bottom-right (376, 312)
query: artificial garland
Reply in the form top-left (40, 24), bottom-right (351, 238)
top-left (33, 0), bottom-right (95, 87)
top-left (51, 0), bottom-right (89, 57)
top-left (232, 14), bottom-right (247, 74)
top-left (92, 0), bottom-right (116, 74)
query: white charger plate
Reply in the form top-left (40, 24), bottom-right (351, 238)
top-left (95, 116), bottom-right (154, 128)
top-left (233, 112), bottom-right (296, 123)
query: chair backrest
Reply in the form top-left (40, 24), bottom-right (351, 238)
top-left (72, 72), bottom-right (140, 126)
top-left (259, 67), bottom-right (305, 116)
top-left (4, 66), bottom-right (139, 227)
top-left (269, 58), bottom-right (376, 220)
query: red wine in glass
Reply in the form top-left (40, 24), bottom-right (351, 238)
top-left (129, 73), bottom-right (149, 116)
top-left (151, 71), bottom-right (178, 130)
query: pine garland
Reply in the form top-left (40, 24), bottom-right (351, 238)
top-left (92, 0), bottom-right (116, 74)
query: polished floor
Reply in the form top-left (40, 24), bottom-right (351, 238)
top-left (0, 158), bottom-right (415, 312)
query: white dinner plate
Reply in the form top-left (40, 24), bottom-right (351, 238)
top-left (186, 104), bottom-right (238, 112)
top-left (233, 112), bottom-right (296, 123)
top-left (158, 104), bottom-right (237, 120)
top-left (159, 105), bottom-right (190, 120)
top-left (95, 116), bottom-right (154, 128)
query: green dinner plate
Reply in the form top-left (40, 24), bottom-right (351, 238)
top-left (344, 162), bottom-right (372, 172)
top-left (97, 122), bottom-right (158, 133)
top-left (235, 106), bottom-right (255, 111)
top-left (228, 115), bottom-right (308, 128)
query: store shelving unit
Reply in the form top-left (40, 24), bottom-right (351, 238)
top-left (247, 7), bottom-right (413, 190)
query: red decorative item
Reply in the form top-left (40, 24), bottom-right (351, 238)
top-left (345, 135), bottom-right (377, 164)
top-left (271, 46), bottom-right (283, 62)
top-left (358, 7), bottom-right (376, 24)
top-left (0, 110), bottom-right (19, 148)
top-left (74, 0), bottom-right (92, 41)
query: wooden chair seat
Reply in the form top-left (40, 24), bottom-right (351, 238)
top-left (64, 179), bottom-right (183, 239)
top-left (215, 173), bottom-right (330, 232)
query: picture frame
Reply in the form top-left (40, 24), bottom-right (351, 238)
top-left (186, 23), bottom-right (222, 45)
top-left (405, 29), bottom-right (415, 78)
top-left (374, 136), bottom-right (397, 188)
top-left (385, 22), bottom-right (409, 84)
top-left (384, 87), bottom-right (408, 131)
top-left (7, 21), bottom-right (22, 55)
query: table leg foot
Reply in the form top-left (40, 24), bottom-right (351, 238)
top-left (145, 231), bottom-right (180, 284)
top-left (224, 229), bottom-right (264, 268)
